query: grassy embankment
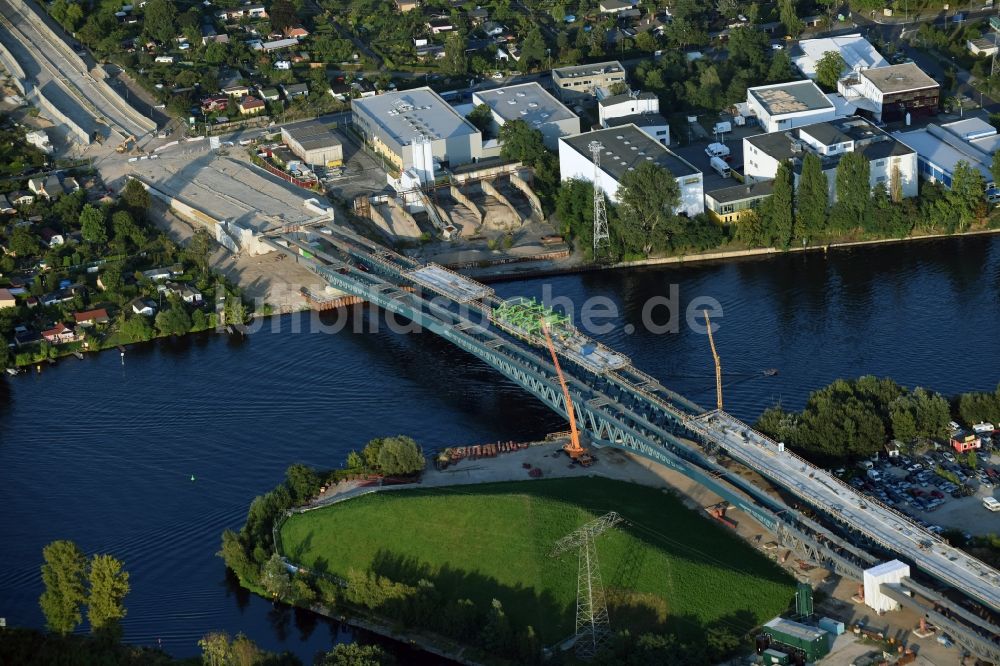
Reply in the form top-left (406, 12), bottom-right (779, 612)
top-left (280, 477), bottom-right (795, 645)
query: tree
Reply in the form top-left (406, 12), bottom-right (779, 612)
top-left (831, 151), bottom-right (870, 232)
top-left (155, 301), bottom-right (192, 336)
top-left (112, 210), bottom-right (146, 247)
top-left (815, 50), bottom-right (846, 90)
top-left (480, 598), bottom-right (513, 654)
top-left (9, 226), bottom-right (40, 257)
top-left (499, 119), bottom-right (547, 165)
top-left (262, 553), bottom-right (291, 599)
top-left (321, 643), bottom-right (396, 666)
top-left (466, 104), bottom-right (493, 135)
top-left (796, 152), bottom-right (827, 240)
top-left (120, 313), bottom-right (154, 342)
top-left (767, 50), bottom-right (795, 82)
top-left (39, 540), bottom-right (87, 635)
top-left (87, 554), bottom-right (129, 635)
top-left (948, 160), bottom-right (986, 231)
top-left (80, 204), bottom-right (108, 245)
top-left (285, 463), bottom-right (321, 503)
top-left (121, 178), bottom-right (150, 214)
top-left (519, 26), bottom-right (546, 70)
top-left (778, 0), bottom-right (803, 37)
top-left (443, 33), bottom-right (467, 76)
top-left (143, 0), bottom-right (178, 43)
top-left (187, 228), bottom-right (214, 270)
top-left (616, 161), bottom-right (681, 255)
top-left (268, 0), bottom-right (298, 32)
top-left (763, 161), bottom-right (794, 247)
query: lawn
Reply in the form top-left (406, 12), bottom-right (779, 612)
top-left (280, 477), bottom-right (794, 643)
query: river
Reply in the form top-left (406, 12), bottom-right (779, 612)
top-left (1, 236), bottom-right (998, 661)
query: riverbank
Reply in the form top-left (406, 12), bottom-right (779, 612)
top-left (463, 226), bottom-right (1000, 282)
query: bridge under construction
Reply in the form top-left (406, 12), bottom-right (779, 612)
top-left (262, 222), bottom-right (1000, 663)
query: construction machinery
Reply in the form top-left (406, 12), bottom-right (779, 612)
top-left (116, 134), bottom-right (137, 154)
top-left (704, 309), bottom-right (723, 411)
top-left (540, 317), bottom-right (593, 466)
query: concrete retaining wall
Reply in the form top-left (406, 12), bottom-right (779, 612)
top-left (29, 87), bottom-right (90, 144)
top-left (0, 39), bottom-right (26, 85)
top-left (509, 173), bottom-right (542, 221)
top-left (481, 179), bottom-right (521, 226)
top-left (449, 184), bottom-right (482, 226)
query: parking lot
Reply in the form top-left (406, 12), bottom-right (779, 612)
top-left (669, 119), bottom-right (757, 194)
top-left (840, 435), bottom-right (999, 537)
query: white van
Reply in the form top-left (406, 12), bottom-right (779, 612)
top-left (710, 156), bottom-right (730, 177)
top-left (705, 142), bottom-right (730, 158)
top-left (972, 422), bottom-right (995, 434)
top-left (983, 496), bottom-right (1000, 512)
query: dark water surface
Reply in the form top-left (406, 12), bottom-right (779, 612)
top-left (1, 236), bottom-right (998, 660)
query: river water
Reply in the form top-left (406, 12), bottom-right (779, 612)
top-left (1, 236), bottom-right (998, 661)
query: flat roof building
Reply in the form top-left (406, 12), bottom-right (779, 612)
top-left (894, 118), bottom-right (1000, 200)
top-left (351, 87), bottom-right (482, 179)
top-left (281, 119), bottom-right (344, 167)
top-left (559, 124), bottom-right (703, 215)
top-left (790, 34), bottom-right (887, 80)
top-left (705, 179), bottom-right (774, 223)
top-left (839, 62), bottom-right (939, 123)
top-left (746, 80), bottom-right (837, 133)
top-left (598, 92), bottom-right (669, 145)
top-left (745, 116), bottom-right (918, 202)
top-left (472, 83), bottom-right (580, 149)
top-left (552, 60), bottom-right (627, 102)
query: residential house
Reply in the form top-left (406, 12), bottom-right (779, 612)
top-left (599, 0), bottom-right (635, 13)
top-left (395, 0), bottom-right (419, 11)
top-left (427, 17), bottom-right (454, 34)
top-left (13, 326), bottom-right (40, 347)
top-left (165, 282), bottom-right (203, 304)
top-left (0, 287), bottom-right (15, 309)
top-left (0, 193), bottom-right (14, 214)
top-left (416, 44), bottom-right (445, 60)
top-left (39, 228), bottom-right (64, 247)
top-left (482, 20), bottom-right (505, 37)
top-left (73, 308), bottom-right (110, 326)
top-left (238, 96), bottom-right (266, 115)
top-left (275, 59), bottom-right (292, 70)
top-left (28, 174), bottom-right (64, 200)
top-left (154, 55), bottom-right (175, 64)
top-left (281, 82), bottom-right (309, 99)
top-left (142, 266), bottom-right (182, 282)
top-left (951, 431), bottom-right (982, 453)
top-left (284, 26), bottom-right (310, 39)
top-left (259, 86), bottom-right (281, 101)
top-left (202, 96), bottom-right (229, 112)
top-left (467, 7), bottom-right (488, 23)
top-left (329, 83), bottom-right (352, 102)
top-left (9, 191), bottom-right (34, 206)
top-left (222, 84), bottom-right (251, 98)
top-left (413, 37), bottom-right (429, 47)
top-left (25, 130), bottom-right (53, 154)
top-left (215, 4), bottom-right (266, 20)
top-left (129, 297), bottom-right (157, 316)
top-left (41, 322), bottom-right (77, 344)
top-left (968, 33), bottom-right (1000, 57)
top-left (262, 38), bottom-right (299, 52)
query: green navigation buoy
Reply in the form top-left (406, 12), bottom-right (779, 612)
top-left (190, 475), bottom-right (196, 482)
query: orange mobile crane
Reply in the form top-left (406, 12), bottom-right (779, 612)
top-left (704, 309), bottom-right (723, 411)
top-left (540, 319), bottom-right (593, 466)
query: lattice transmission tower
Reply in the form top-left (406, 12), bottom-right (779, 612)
top-left (550, 511), bottom-right (623, 660)
top-left (589, 141), bottom-right (609, 255)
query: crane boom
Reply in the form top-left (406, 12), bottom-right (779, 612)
top-left (703, 309), bottom-right (723, 411)
top-left (540, 318), bottom-right (585, 459)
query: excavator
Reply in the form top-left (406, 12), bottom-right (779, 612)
top-left (116, 134), bottom-right (137, 154)
top-left (540, 318), bottom-right (594, 466)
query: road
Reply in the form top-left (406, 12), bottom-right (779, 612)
top-left (693, 411), bottom-right (1000, 615)
top-left (0, 0), bottom-right (153, 141)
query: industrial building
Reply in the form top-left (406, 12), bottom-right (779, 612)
top-left (746, 80), bottom-right (838, 133)
top-left (471, 83), bottom-right (580, 149)
top-left (863, 560), bottom-right (910, 613)
top-left (551, 61), bottom-right (627, 102)
top-left (790, 34), bottom-right (887, 81)
top-left (598, 92), bottom-right (669, 145)
top-left (558, 125), bottom-right (703, 215)
top-left (280, 120), bottom-right (344, 167)
top-left (894, 117), bottom-right (1000, 200)
top-left (744, 117), bottom-right (918, 201)
top-left (704, 180), bottom-right (774, 223)
top-left (760, 617), bottom-right (830, 662)
top-left (838, 62), bottom-right (939, 123)
top-left (351, 87), bottom-right (482, 180)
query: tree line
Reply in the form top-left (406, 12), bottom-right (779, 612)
top-left (741, 154), bottom-right (992, 251)
top-left (756, 377), bottom-right (1000, 463)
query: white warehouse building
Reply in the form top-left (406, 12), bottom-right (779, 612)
top-left (598, 91), bottom-right (670, 145)
top-left (790, 34), bottom-right (887, 81)
top-left (351, 87), bottom-right (482, 178)
top-left (744, 117), bottom-right (918, 202)
top-left (471, 83), bottom-right (580, 150)
top-left (747, 80), bottom-right (837, 133)
top-left (559, 125), bottom-right (703, 216)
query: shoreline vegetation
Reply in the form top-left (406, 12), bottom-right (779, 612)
top-left (219, 437), bottom-right (794, 665)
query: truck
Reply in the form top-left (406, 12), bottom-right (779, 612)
top-left (984, 496), bottom-right (1000, 512)
top-left (710, 156), bottom-right (731, 177)
top-left (712, 121), bottom-right (732, 135)
top-left (705, 142), bottom-right (730, 159)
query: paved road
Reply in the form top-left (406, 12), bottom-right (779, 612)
top-left (0, 0), bottom-right (153, 140)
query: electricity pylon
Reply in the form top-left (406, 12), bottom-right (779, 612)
top-left (550, 511), bottom-right (623, 659)
top-left (590, 141), bottom-right (609, 255)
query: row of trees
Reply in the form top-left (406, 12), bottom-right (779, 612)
top-left (39, 541), bottom-right (130, 638)
top-left (756, 376), bottom-right (967, 462)
top-left (345, 435), bottom-right (426, 477)
top-left (741, 153), bottom-right (991, 251)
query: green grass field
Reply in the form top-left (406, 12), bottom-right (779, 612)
top-left (280, 478), bottom-right (794, 643)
